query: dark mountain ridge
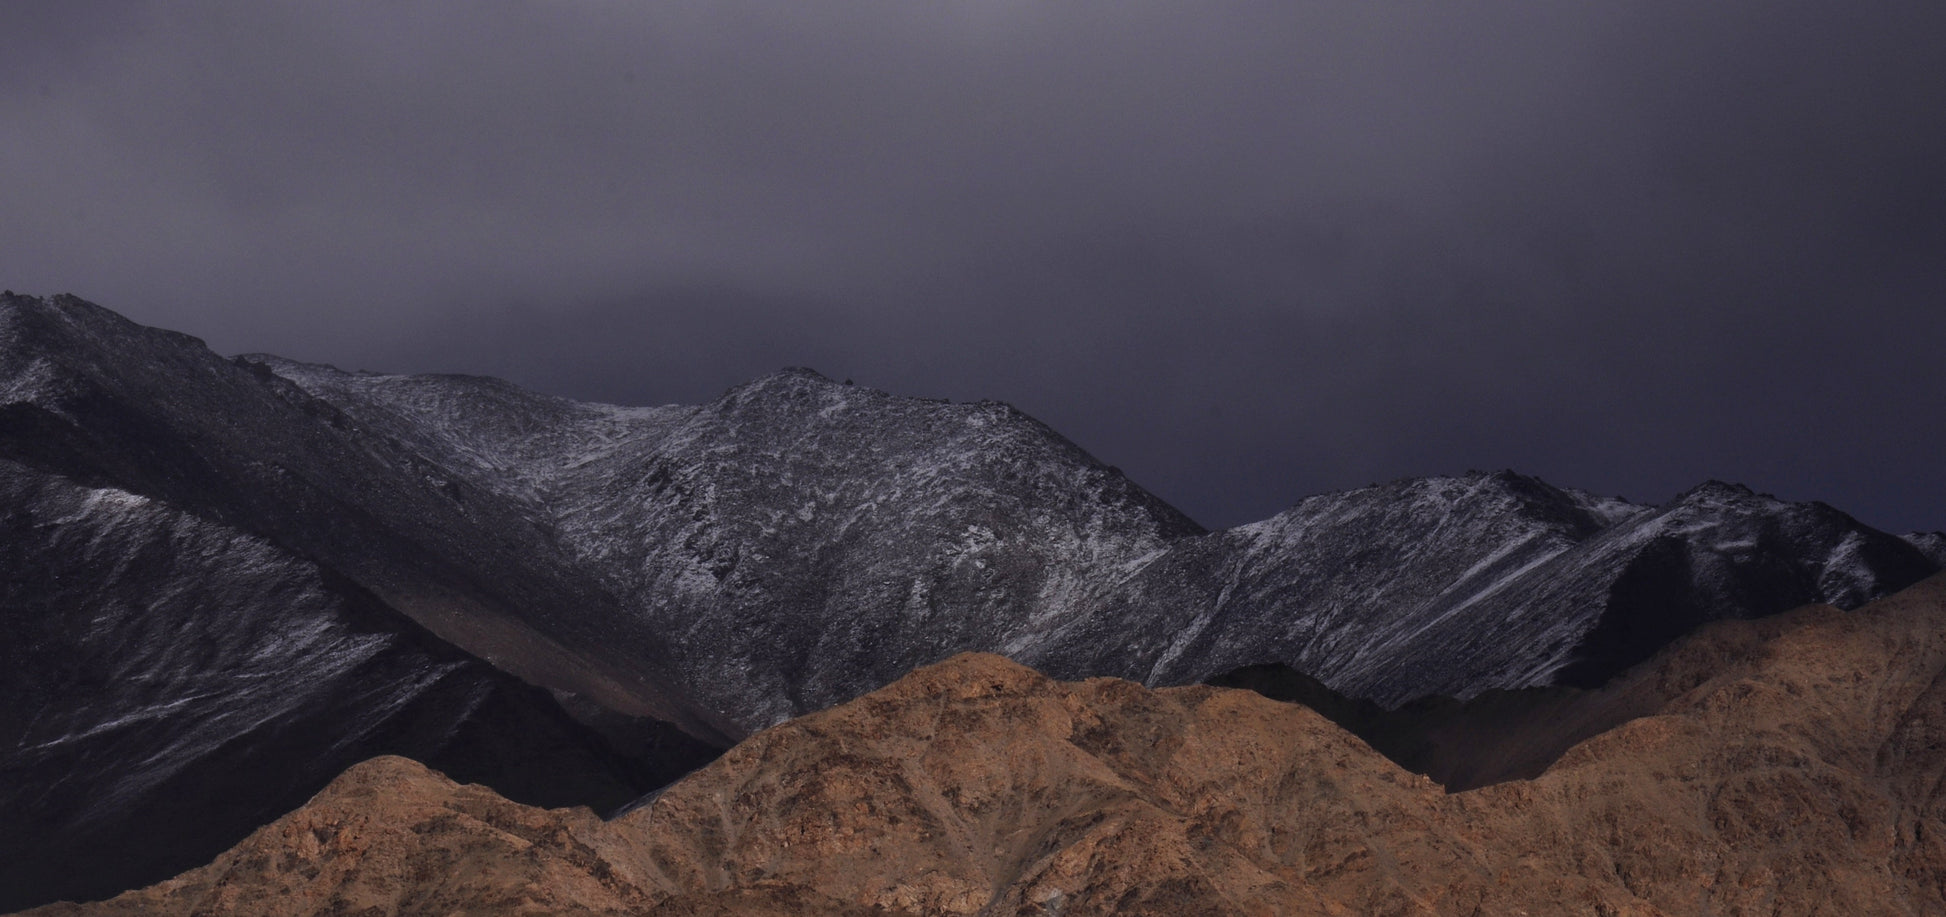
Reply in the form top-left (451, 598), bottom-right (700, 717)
top-left (0, 294), bottom-right (717, 739)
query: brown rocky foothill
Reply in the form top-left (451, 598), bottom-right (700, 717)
top-left (29, 574), bottom-right (1946, 916)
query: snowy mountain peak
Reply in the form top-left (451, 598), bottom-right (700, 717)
top-left (714, 366), bottom-right (849, 405)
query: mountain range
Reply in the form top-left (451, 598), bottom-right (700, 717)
top-left (2, 291), bottom-right (1940, 910)
top-left (29, 573), bottom-right (1946, 916)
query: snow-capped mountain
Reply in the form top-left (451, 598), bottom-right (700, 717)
top-left (8, 293), bottom-right (1937, 726)
top-left (8, 292), bottom-right (1938, 722)
top-left (2, 292), bottom-right (1939, 908)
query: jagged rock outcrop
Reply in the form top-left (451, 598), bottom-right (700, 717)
top-left (34, 575), bottom-right (1946, 916)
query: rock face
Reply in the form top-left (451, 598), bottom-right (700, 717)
top-left (36, 575), bottom-right (1946, 916)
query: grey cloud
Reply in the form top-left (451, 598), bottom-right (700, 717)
top-left (2, 0), bottom-right (1941, 532)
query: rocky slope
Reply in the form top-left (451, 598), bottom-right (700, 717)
top-left (34, 574), bottom-right (1946, 916)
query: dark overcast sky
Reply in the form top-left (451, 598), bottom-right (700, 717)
top-left (3, 2), bottom-right (1942, 533)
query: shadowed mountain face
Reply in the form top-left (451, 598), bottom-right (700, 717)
top-left (34, 576), bottom-right (1946, 917)
top-left (2, 292), bottom-right (1940, 910)
top-left (0, 458), bottom-right (721, 912)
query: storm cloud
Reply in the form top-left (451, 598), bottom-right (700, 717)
top-left (3, 1), bottom-right (1942, 531)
